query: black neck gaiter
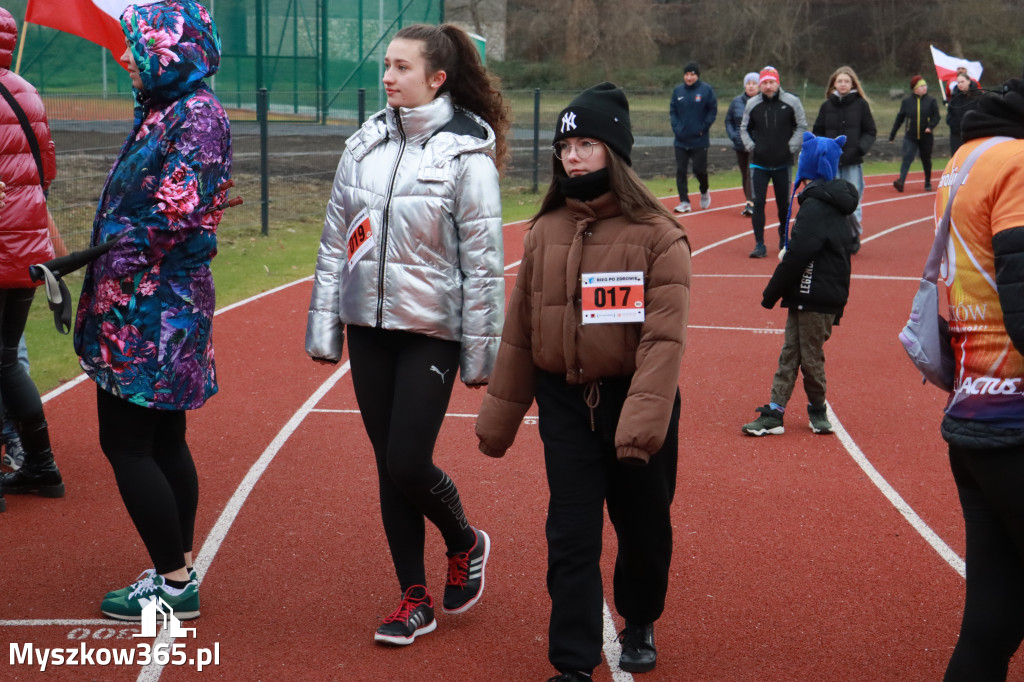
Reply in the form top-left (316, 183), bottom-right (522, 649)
top-left (558, 168), bottom-right (611, 202)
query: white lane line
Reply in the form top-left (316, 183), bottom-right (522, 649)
top-left (690, 324), bottom-right (783, 334)
top-left (827, 403), bottom-right (965, 578)
top-left (310, 408), bottom-right (539, 422)
top-left (694, 273), bottom-right (919, 281)
top-left (135, 361), bottom-right (352, 682)
top-left (686, 192), bottom-right (964, 579)
top-left (40, 277), bottom-right (317, 405)
top-left (0, 618), bottom-right (121, 627)
top-left (603, 601), bottom-right (632, 681)
top-left (861, 216), bottom-right (931, 243)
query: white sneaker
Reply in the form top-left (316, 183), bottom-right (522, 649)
top-left (673, 201), bottom-right (691, 213)
top-left (700, 192), bottom-right (711, 209)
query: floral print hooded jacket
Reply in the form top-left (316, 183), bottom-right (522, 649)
top-left (74, 0), bottom-right (232, 410)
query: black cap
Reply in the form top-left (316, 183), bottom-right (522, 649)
top-left (684, 61), bottom-right (700, 76)
top-left (552, 82), bottom-right (634, 165)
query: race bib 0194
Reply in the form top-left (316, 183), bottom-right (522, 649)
top-left (346, 208), bottom-right (374, 267)
top-left (581, 271), bottom-right (645, 324)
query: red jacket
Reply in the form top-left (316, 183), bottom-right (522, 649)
top-left (0, 8), bottom-right (55, 288)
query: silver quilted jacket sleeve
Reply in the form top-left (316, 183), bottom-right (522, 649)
top-left (454, 152), bottom-right (504, 384)
top-left (305, 154), bottom-right (348, 362)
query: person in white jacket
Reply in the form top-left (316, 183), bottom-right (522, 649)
top-left (305, 23), bottom-right (509, 647)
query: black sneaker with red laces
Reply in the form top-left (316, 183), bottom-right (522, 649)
top-left (374, 585), bottom-right (436, 646)
top-left (442, 527), bottom-right (490, 614)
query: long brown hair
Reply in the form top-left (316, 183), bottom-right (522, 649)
top-left (394, 24), bottom-right (511, 173)
top-left (532, 147), bottom-right (683, 231)
top-left (826, 65), bottom-right (872, 107)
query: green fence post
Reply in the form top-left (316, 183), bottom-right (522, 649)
top-left (258, 87), bottom-right (269, 236)
top-left (532, 88), bottom-right (540, 194)
top-left (358, 88), bottom-right (366, 126)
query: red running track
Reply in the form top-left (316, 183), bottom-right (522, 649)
top-left (3, 170), bottom-right (1021, 681)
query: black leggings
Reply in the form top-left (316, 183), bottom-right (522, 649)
top-left (945, 443), bottom-right (1024, 681)
top-left (347, 325), bottom-right (476, 593)
top-left (1, 288), bottom-right (44, 421)
top-left (97, 386), bottom-right (197, 575)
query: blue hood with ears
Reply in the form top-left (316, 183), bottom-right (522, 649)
top-left (796, 131), bottom-right (846, 184)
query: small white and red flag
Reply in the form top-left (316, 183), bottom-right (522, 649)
top-left (930, 45), bottom-right (983, 100)
top-left (25, 0), bottom-right (160, 56)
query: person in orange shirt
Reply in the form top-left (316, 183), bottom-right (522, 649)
top-left (935, 75), bottom-right (1024, 681)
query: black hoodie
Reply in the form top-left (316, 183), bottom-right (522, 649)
top-left (762, 178), bottom-right (859, 319)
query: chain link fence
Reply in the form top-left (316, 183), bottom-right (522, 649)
top-left (45, 84), bottom-right (916, 252)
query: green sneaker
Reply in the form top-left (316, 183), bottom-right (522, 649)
top-left (104, 568), bottom-right (198, 601)
top-left (741, 405), bottom-right (785, 436)
top-left (808, 405), bottom-right (833, 434)
top-left (101, 574), bottom-right (199, 621)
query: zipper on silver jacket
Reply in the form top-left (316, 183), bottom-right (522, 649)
top-left (376, 110), bottom-right (406, 326)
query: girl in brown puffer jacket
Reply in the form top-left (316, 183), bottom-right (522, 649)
top-left (475, 82), bottom-right (691, 680)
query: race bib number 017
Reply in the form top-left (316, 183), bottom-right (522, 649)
top-left (581, 271), bottom-right (645, 324)
top-left (346, 208), bottom-right (374, 267)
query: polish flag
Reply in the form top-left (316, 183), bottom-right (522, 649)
top-left (25, 0), bottom-right (160, 56)
top-left (930, 45), bottom-right (983, 101)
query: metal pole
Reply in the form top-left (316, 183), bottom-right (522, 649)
top-left (258, 87), bottom-right (270, 236)
top-left (378, 0), bottom-right (384, 110)
top-left (293, 0), bottom-right (298, 113)
top-left (532, 88), bottom-right (540, 194)
top-left (255, 0), bottom-right (264, 89)
top-left (358, 88), bottom-right (366, 126)
top-left (320, 0), bottom-right (329, 123)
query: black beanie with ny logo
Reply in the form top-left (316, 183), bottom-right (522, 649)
top-left (552, 81), bottom-right (634, 165)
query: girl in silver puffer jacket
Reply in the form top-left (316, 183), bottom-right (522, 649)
top-left (305, 23), bottom-right (510, 647)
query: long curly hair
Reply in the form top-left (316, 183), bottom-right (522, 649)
top-left (394, 24), bottom-right (511, 173)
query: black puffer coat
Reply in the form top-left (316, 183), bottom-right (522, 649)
top-left (762, 178), bottom-right (858, 319)
top-left (812, 91), bottom-right (877, 166)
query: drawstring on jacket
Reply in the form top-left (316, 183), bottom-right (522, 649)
top-left (584, 380), bottom-right (600, 431)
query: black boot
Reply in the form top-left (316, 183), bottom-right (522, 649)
top-left (617, 621), bottom-right (656, 673)
top-left (0, 414), bottom-right (64, 498)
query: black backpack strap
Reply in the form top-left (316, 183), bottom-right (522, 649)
top-left (0, 80), bottom-right (44, 186)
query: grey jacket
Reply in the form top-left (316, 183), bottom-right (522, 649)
top-left (305, 94), bottom-right (505, 384)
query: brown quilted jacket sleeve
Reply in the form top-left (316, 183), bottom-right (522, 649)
top-left (615, 231), bottom-right (691, 463)
top-left (476, 230), bottom-right (537, 457)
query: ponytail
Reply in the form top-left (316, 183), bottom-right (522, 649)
top-left (394, 24), bottom-right (511, 173)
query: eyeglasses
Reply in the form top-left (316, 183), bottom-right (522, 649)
top-left (553, 140), bottom-right (602, 160)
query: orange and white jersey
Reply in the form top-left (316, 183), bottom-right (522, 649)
top-left (938, 136), bottom-right (1024, 425)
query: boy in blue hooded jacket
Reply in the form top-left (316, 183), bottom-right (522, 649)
top-left (742, 132), bottom-right (858, 436)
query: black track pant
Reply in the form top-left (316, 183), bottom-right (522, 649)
top-left (1, 288), bottom-right (43, 421)
top-left (674, 146), bottom-right (709, 200)
top-left (536, 371), bottom-right (679, 674)
top-left (750, 165), bottom-right (792, 248)
top-left (945, 442), bottom-right (1024, 681)
top-left (97, 386), bottom-right (197, 575)
top-left (347, 325), bottom-right (476, 593)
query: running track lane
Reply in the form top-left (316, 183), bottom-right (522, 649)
top-left (2, 171), bottom-right (1021, 680)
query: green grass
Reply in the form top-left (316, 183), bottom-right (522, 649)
top-left (22, 156), bottom-right (920, 394)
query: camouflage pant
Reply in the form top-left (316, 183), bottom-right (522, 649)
top-left (770, 308), bottom-right (834, 409)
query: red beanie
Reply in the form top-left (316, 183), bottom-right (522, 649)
top-left (759, 66), bottom-right (780, 85)
top-left (910, 74), bottom-right (925, 89)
